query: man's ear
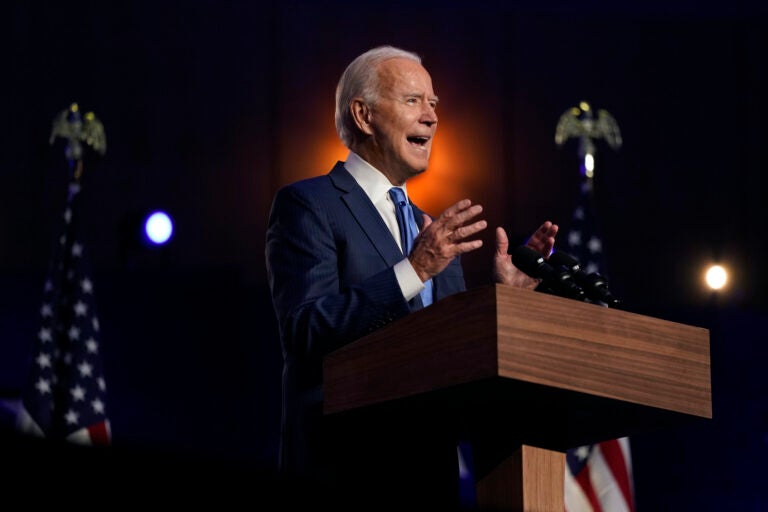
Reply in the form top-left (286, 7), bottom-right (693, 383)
top-left (351, 98), bottom-right (374, 135)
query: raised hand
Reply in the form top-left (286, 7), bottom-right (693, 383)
top-left (493, 221), bottom-right (558, 289)
top-left (409, 199), bottom-right (487, 282)
top-left (525, 220), bottom-right (558, 258)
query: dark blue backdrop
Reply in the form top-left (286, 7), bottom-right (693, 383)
top-left (4, 1), bottom-right (767, 508)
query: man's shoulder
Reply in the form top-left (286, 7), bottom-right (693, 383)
top-left (278, 162), bottom-right (352, 194)
top-left (282, 173), bottom-right (330, 190)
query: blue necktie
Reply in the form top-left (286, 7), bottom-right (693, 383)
top-left (389, 187), bottom-right (433, 307)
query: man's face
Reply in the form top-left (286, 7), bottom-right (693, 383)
top-left (367, 58), bottom-right (439, 184)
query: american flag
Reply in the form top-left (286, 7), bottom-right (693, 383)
top-left (560, 178), bottom-right (635, 512)
top-left (17, 177), bottom-right (111, 445)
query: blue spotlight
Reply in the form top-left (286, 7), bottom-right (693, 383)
top-left (144, 211), bottom-right (174, 245)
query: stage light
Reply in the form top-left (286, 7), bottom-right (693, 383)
top-left (144, 211), bottom-right (173, 245)
top-left (704, 264), bottom-right (728, 290)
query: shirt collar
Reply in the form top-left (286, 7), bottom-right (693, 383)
top-left (344, 151), bottom-right (408, 203)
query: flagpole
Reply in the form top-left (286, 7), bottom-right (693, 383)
top-left (49, 102), bottom-right (107, 180)
top-left (556, 102), bottom-right (635, 512)
top-left (555, 101), bottom-right (622, 274)
top-left (18, 103), bottom-right (111, 445)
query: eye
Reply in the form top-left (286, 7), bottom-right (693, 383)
top-left (405, 98), bottom-right (418, 105)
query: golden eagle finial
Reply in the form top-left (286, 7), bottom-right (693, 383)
top-left (50, 103), bottom-right (107, 162)
top-left (555, 101), bottom-right (621, 178)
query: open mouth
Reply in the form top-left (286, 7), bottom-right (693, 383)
top-left (407, 136), bottom-right (430, 147)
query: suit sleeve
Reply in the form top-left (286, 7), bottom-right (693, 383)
top-left (266, 184), bottom-right (412, 365)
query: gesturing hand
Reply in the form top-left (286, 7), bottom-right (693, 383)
top-left (493, 221), bottom-right (558, 289)
top-left (409, 199), bottom-right (487, 283)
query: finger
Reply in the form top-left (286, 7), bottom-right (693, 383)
top-left (495, 227), bottom-right (509, 256)
top-left (438, 199), bottom-right (473, 217)
top-left (539, 223), bottom-right (558, 257)
top-left (450, 198), bottom-right (474, 212)
top-left (438, 200), bottom-right (484, 228)
top-left (528, 221), bottom-right (558, 251)
top-left (450, 219), bottom-right (487, 242)
top-left (545, 222), bottom-right (558, 239)
top-left (420, 213), bottom-right (433, 230)
top-left (454, 239), bottom-right (484, 254)
top-left (533, 221), bottom-right (552, 240)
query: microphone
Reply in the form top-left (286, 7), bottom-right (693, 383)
top-left (511, 245), bottom-right (585, 301)
top-left (548, 251), bottom-right (622, 308)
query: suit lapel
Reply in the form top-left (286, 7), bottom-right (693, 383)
top-left (329, 163), bottom-right (403, 267)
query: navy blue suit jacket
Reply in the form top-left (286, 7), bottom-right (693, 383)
top-left (265, 161), bottom-right (466, 478)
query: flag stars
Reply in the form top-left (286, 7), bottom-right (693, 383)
top-left (568, 231), bottom-right (582, 247)
top-left (65, 409), bottom-right (80, 425)
top-left (587, 237), bottom-right (602, 254)
top-left (91, 398), bottom-right (105, 414)
top-left (35, 378), bottom-right (52, 395)
top-left (77, 361), bottom-right (94, 378)
top-left (85, 337), bottom-right (99, 353)
top-left (71, 385), bottom-right (86, 401)
top-left (35, 352), bottom-right (52, 369)
top-left (27, 188), bottom-right (111, 444)
top-left (38, 327), bottom-right (53, 343)
top-left (74, 300), bottom-right (88, 316)
top-left (574, 445), bottom-right (591, 461)
top-left (68, 326), bottom-right (81, 341)
top-left (81, 278), bottom-right (93, 294)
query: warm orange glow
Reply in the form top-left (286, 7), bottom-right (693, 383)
top-left (314, 132), bottom-right (349, 173)
top-left (279, 120), bottom-right (346, 185)
top-left (277, 83), bottom-right (343, 185)
top-left (408, 106), bottom-right (500, 216)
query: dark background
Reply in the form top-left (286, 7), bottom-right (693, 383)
top-left (3, 0), bottom-right (767, 508)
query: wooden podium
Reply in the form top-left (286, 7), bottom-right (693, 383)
top-left (323, 284), bottom-right (712, 510)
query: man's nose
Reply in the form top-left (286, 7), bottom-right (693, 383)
top-left (421, 107), bottom-right (438, 127)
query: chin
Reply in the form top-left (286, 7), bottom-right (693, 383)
top-left (407, 157), bottom-right (431, 174)
top-left (407, 165), bottom-right (429, 177)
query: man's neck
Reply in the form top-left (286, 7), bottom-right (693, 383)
top-left (350, 146), bottom-right (404, 186)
